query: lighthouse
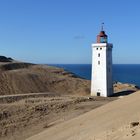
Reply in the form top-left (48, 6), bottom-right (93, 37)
top-left (91, 24), bottom-right (113, 97)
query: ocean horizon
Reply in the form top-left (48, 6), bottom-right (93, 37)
top-left (49, 64), bottom-right (140, 86)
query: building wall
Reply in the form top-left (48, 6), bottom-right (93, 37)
top-left (106, 44), bottom-right (113, 96)
top-left (91, 43), bottom-right (113, 97)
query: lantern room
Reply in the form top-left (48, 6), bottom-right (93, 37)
top-left (96, 23), bottom-right (108, 43)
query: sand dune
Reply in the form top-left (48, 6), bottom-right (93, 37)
top-left (27, 91), bottom-right (140, 140)
top-left (0, 59), bottom-right (139, 140)
top-left (0, 62), bottom-right (90, 95)
top-left (0, 93), bottom-right (116, 140)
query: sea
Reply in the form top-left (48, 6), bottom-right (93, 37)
top-left (50, 64), bottom-right (140, 86)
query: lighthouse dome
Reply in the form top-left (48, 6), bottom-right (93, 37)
top-left (97, 30), bottom-right (108, 43)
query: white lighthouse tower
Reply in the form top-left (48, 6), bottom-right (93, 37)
top-left (91, 24), bottom-right (113, 97)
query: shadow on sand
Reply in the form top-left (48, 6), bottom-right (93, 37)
top-left (111, 90), bottom-right (136, 97)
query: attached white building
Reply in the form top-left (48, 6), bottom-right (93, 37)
top-left (91, 27), bottom-right (113, 97)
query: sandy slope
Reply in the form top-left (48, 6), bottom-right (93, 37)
top-left (0, 59), bottom-right (139, 140)
top-left (27, 91), bottom-right (140, 140)
top-left (0, 93), bottom-right (115, 140)
top-left (0, 62), bottom-right (90, 95)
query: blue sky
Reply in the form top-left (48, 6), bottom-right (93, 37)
top-left (0, 0), bottom-right (139, 64)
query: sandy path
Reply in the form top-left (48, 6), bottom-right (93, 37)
top-left (27, 91), bottom-right (140, 140)
top-left (0, 92), bottom-right (58, 103)
top-left (0, 92), bottom-right (57, 99)
top-left (0, 92), bottom-right (52, 98)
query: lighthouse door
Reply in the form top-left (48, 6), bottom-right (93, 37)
top-left (97, 92), bottom-right (100, 96)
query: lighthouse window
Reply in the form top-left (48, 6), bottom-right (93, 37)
top-left (96, 48), bottom-right (98, 50)
top-left (100, 48), bottom-right (102, 50)
top-left (98, 53), bottom-right (100, 57)
top-left (98, 61), bottom-right (100, 65)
